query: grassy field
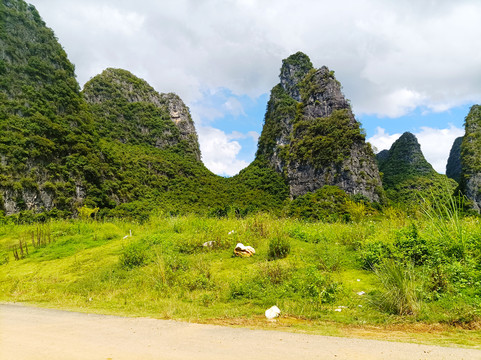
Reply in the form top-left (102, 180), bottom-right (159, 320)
top-left (1, 206), bottom-right (481, 348)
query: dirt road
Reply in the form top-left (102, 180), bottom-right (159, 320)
top-left (1, 304), bottom-right (480, 360)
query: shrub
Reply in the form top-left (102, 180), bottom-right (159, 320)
top-left (268, 234), bottom-right (291, 260)
top-left (393, 223), bottom-right (430, 265)
top-left (360, 240), bottom-right (392, 270)
top-left (120, 242), bottom-right (147, 269)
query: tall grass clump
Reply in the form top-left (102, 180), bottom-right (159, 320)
top-left (268, 234), bottom-right (291, 260)
top-left (372, 259), bottom-right (420, 316)
top-left (421, 188), bottom-right (467, 260)
top-left (120, 241), bottom-right (147, 269)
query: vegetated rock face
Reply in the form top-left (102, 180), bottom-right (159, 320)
top-left (0, 0), bottom-right (212, 216)
top-left (461, 105), bottom-right (481, 211)
top-left (377, 132), bottom-right (456, 203)
top-left (378, 132), bottom-right (436, 189)
top-left (83, 69), bottom-right (200, 161)
top-left (256, 52), bottom-right (382, 201)
top-left (0, 0), bottom-right (98, 214)
top-left (446, 136), bottom-right (463, 183)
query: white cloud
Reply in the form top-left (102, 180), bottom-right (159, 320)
top-left (197, 127), bottom-right (249, 177)
top-left (367, 127), bottom-right (402, 153)
top-left (368, 125), bottom-right (465, 173)
top-left (416, 125), bottom-right (465, 173)
top-left (223, 97), bottom-right (246, 117)
top-left (31, 0), bottom-right (481, 113)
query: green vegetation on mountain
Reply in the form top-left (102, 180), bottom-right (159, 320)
top-left (377, 132), bottom-right (457, 205)
top-left (4, 1), bottom-right (481, 341)
top-left (256, 84), bottom-right (297, 161)
top-left (460, 105), bottom-right (481, 210)
top-left (0, 0), bottom-right (103, 214)
top-left (0, 0), bottom-right (291, 219)
top-left (256, 52), bottom-right (382, 202)
top-left (446, 136), bottom-right (463, 183)
top-left (290, 109), bottom-right (366, 167)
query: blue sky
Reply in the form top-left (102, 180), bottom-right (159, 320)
top-left (30, 0), bottom-right (481, 176)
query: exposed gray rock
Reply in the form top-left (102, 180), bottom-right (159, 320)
top-left (279, 52), bottom-right (313, 101)
top-left (2, 188), bottom-right (55, 215)
top-left (256, 52), bottom-right (383, 201)
top-left (288, 142), bottom-right (382, 200)
top-left (160, 93), bottom-right (201, 161)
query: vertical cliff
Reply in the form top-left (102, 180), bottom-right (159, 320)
top-left (256, 52), bottom-right (382, 201)
top-left (461, 105), bottom-right (481, 211)
top-left (446, 136), bottom-right (463, 183)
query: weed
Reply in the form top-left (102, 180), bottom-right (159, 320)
top-left (120, 241), bottom-right (147, 269)
top-left (371, 259), bottom-right (420, 316)
top-left (268, 234), bottom-right (291, 260)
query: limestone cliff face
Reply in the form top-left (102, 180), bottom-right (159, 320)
top-left (83, 68), bottom-right (201, 161)
top-left (256, 52), bottom-right (383, 201)
top-left (461, 105), bottom-right (481, 211)
top-left (446, 136), bottom-right (463, 183)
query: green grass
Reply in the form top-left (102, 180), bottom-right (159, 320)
top-left (1, 212), bottom-right (481, 348)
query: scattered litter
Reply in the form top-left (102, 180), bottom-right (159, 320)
top-left (358, 305), bottom-right (363, 308)
top-left (357, 279), bottom-right (361, 282)
top-left (203, 241), bottom-right (215, 248)
top-left (234, 243), bottom-right (255, 257)
top-left (228, 230), bottom-right (235, 235)
top-left (357, 291), bottom-right (366, 296)
top-left (122, 230), bottom-right (132, 239)
top-left (334, 308), bottom-right (342, 312)
top-left (265, 305), bottom-right (281, 319)
top-left (88, 297), bottom-right (93, 302)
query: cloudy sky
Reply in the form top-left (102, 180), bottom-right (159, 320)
top-left (30, 0), bottom-right (481, 175)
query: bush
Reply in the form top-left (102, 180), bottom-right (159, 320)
top-left (360, 240), bottom-right (392, 270)
top-left (120, 242), bottom-right (147, 269)
top-left (393, 223), bottom-right (430, 266)
top-left (268, 234), bottom-right (291, 260)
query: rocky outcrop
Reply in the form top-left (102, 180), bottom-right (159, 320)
top-left (446, 136), bottom-right (463, 183)
top-left (461, 105), bottom-right (481, 211)
top-left (378, 132), bottom-right (436, 188)
top-left (377, 132), bottom-right (457, 203)
top-left (256, 52), bottom-right (382, 201)
top-left (83, 68), bottom-right (201, 161)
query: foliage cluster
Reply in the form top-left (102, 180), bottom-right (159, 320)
top-left (290, 109), bottom-right (365, 167)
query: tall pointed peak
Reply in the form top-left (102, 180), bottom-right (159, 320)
top-left (279, 52), bottom-right (314, 101)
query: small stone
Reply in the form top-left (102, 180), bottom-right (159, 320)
top-left (234, 243), bottom-right (255, 257)
top-left (265, 305), bottom-right (281, 319)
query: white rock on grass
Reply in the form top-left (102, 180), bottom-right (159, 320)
top-left (265, 306), bottom-right (281, 319)
top-left (234, 243), bottom-right (255, 257)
